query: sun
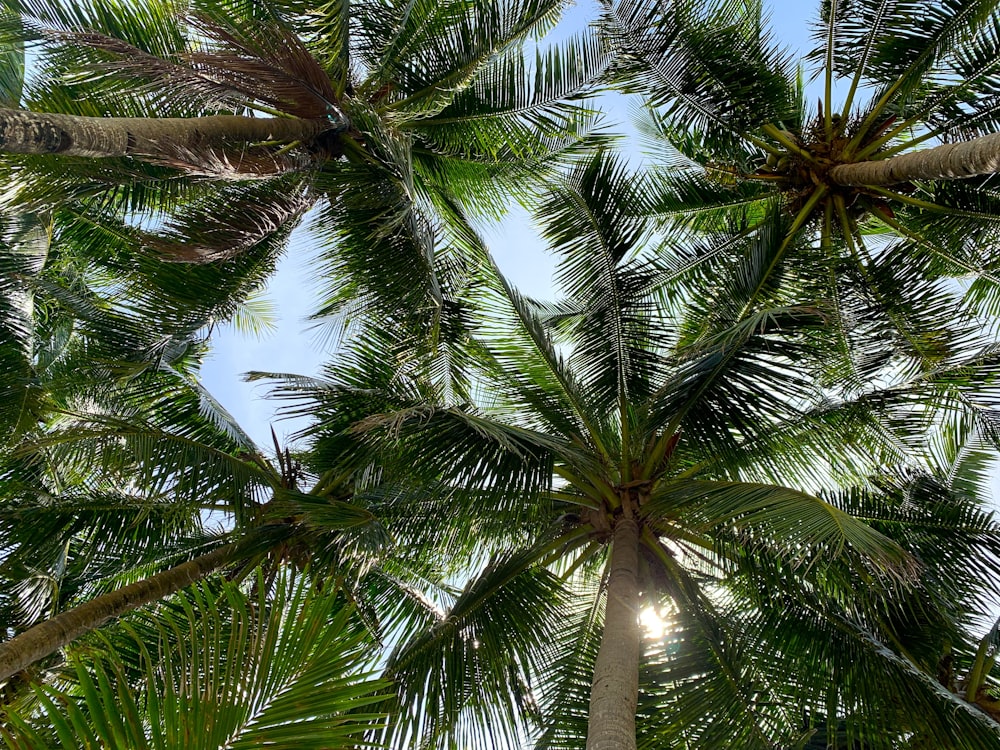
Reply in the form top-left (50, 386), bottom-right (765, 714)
top-left (639, 605), bottom-right (669, 640)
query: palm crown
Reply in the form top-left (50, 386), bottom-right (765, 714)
top-left (0, 0), bottom-right (607, 334)
top-left (602, 0), bottom-right (1000, 372)
top-left (272, 152), bottom-right (1000, 748)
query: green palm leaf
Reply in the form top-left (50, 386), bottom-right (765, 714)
top-left (0, 571), bottom-right (388, 749)
top-left (380, 546), bottom-right (569, 749)
top-left (651, 479), bottom-right (913, 576)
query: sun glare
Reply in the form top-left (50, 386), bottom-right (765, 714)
top-left (640, 606), bottom-right (669, 639)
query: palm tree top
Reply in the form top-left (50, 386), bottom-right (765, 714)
top-left (596, 0), bottom-right (1000, 377)
top-left (262, 149), bottom-right (1000, 748)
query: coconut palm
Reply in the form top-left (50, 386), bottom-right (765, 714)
top-left (0, 0), bottom-right (607, 333)
top-left (0, 183), bottom-right (353, 661)
top-left (267, 152), bottom-right (1000, 749)
top-left (0, 213), bottom-right (377, 684)
top-left (0, 172), bottom-right (502, 690)
top-left (0, 570), bottom-right (389, 749)
top-left (600, 0), bottom-right (1000, 364)
top-left (0, 203), bottom-right (500, 693)
top-left (0, 348), bottom-right (380, 685)
top-left (0, 195), bottom-right (288, 664)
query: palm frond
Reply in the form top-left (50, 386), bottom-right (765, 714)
top-left (604, 0), bottom-right (799, 161)
top-left (364, 0), bottom-right (568, 116)
top-left (1, 570), bottom-right (388, 749)
top-left (0, 213), bottom-right (50, 440)
top-left (411, 31), bottom-right (609, 162)
top-left (818, 0), bottom-right (998, 117)
top-left (651, 479), bottom-right (914, 578)
top-left (537, 151), bottom-right (662, 412)
top-left (380, 547), bottom-right (568, 750)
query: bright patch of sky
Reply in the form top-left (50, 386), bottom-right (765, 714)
top-left (198, 1), bottom-right (829, 449)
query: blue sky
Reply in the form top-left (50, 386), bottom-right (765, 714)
top-left (198, 0), bottom-right (818, 449)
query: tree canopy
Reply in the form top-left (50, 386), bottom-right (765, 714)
top-left (3, 1), bottom-right (1000, 749)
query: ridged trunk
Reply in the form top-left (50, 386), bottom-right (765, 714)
top-left (0, 542), bottom-right (240, 683)
top-left (829, 130), bottom-right (1000, 186)
top-left (0, 107), bottom-right (330, 160)
top-left (586, 516), bottom-right (641, 750)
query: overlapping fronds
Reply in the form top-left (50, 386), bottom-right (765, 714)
top-left (358, 0), bottom-right (566, 114)
top-left (813, 0), bottom-right (999, 114)
top-left (379, 547), bottom-right (569, 750)
top-left (412, 32), bottom-right (609, 160)
top-left (604, 0), bottom-right (799, 159)
top-left (650, 479), bottom-right (914, 577)
top-left (0, 571), bottom-right (389, 749)
top-left (604, 0), bottom-right (1000, 376)
top-left (0, 213), bottom-right (49, 439)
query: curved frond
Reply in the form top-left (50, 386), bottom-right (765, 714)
top-left (604, 0), bottom-right (799, 160)
top-left (380, 547), bottom-right (568, 750)
top-left (1, 571), bottom-right (388, 749)
top-left (650, 479), bottom-right (913, 578)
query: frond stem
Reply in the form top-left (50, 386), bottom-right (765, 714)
top-left (823, 197), bottom-right (858, 381)
top-left (838, 197), bottom-right (934, 356)
top-left (843, 80), bottom-right (908, 158)
top-left (852, 121), bottom-right (933, 162)
top-left (870, 207), bottom-right (1000, 287)
top-left (245, 103), bottom-right (295, 119)
top-left (653, 188), bottom-right (826, 463)
top-left (559, 541), bottom-right (602, 580)
top-left (866, 186), bottom-right (1000, 222)
top-left (823, 0), bottom-right (836, 139)
top-left (966, 628), bottom-right (998, 701)
top-left (554, 464), bottom-right (618, 509)
top-left (762, 124), bottom-right (820, 165)
top-left (838, 0), bottom-right (890, 121)
top-left (536, 526), bottom-right (594, 568)
top-left (547, 490), bottom-right (601, 509)
top-left (736, 186), bottom-right (828, 322)
top-left (642, 523), bottom-right (713, 554)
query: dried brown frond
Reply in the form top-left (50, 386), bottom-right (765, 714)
top-left (349, 406), bottom-right (438, 438)
top-left (48, 19), bottom-right (344, 123)
top-left (183, 14), bottom-right (340, 121)
top-left (49, 29), bottom-right (242, 111)
top-left (145, 185), bottom-right (313, 263)
top-left (139, 142), bottom-right (316, 179)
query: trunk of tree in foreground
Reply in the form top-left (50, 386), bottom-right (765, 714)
top-left (0, 542), bottom-right (241, 683)
top-left (0, 107), bottom-right (331, 162)
top-left (586, 516), bottom-right (641, 750)
top-left (829, 130), bottom-right (1000, 186)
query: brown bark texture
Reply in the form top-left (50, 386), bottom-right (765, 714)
top-left (586, 516), bottom-right (641, 750)
top-left (0, 543), bottom-right (239, 683)
top-left (829, 130), bottom-right (1000, 186)
top-left (0, 107), bottom-right (329, 159)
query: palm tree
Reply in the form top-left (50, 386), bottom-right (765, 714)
top-left (0, 570), bottom-right (388, 749)
top-left (269, 152), bottom-right (1000, 749)
top-left (0, 210), bottom-right (379, 682)
top-left (6, 147), bottom-right (1000, 745)
top-left (600, 0), bottom-right (1000, 362)
top-left (0, 0), bottom-right (607, 333)
top-left (0, 358), bottom-right (377, 684)
top-left (0, 202), bottom-right (500, 694)
top-left (0, 198), bottom-right (289, 656)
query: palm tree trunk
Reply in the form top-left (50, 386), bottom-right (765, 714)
top-left (0, 107), bottom-right (331, 160)
top-left (586, 516), bottom-right (641, 750)
top-left (829, 131), bottom-right (1000, 186)
top-left (0, 542), bottom-right (241, 683)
